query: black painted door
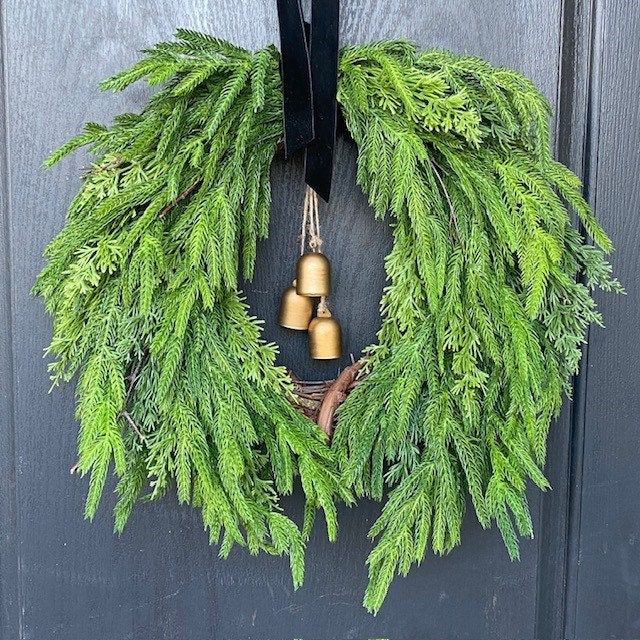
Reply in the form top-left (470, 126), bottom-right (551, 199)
top-left (1, 2), bottom-right (638, 638)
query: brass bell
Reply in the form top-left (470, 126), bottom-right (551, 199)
top-left (308, 307), bottom-right (342, 360)
top-left (279, 280), bottom-right (314, 330)
top-left (296, 252), bottom-right (331, 297)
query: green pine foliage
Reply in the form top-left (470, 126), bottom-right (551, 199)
top-left (36, 30), bottom-right (349, 587)
top-left (333, 41), bottom-right (621, 612)
top-left (36, 32), bottom-right (619, 609)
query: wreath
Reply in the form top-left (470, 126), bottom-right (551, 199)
top-left (35, 30), bottom-right (620, 613)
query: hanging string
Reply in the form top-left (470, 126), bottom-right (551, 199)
top-left (300, 185), bottom-right (328, 312)
top-left (300, 185), bottom-right (323, 256)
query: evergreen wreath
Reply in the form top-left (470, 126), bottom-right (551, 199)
top-left (35, 30), bottom-right (621, 613)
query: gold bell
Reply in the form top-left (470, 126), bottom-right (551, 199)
top-left (308, 307), bottom-right (342, 360)
top-left (296, 252), bottom-right (331, 297)
top-left (279, 280), bottom-right (314, 330)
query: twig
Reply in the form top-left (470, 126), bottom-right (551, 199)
top-left (120, 410), bottom-right (146, 442)
top-left (159, 180), bottom-right (201, 218)
top-left (123, 356), bottom-right (145, 408)
top-left (430, 158), bottom-right (460, 240)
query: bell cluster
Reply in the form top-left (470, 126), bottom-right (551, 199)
top-left (278, 252), bottom-right (343, 360)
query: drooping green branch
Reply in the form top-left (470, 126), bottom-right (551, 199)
top-left (334, 41), bottom-right (621, 613)
top-left (36, 31), bottom-right (348, 588)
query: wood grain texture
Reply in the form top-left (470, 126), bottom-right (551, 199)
top-left (0, 6), bottom-right (21, 640)
top-left (568, 3), bottom-right (640, 639)
top-left (4, 0), bottom-right (634, 638)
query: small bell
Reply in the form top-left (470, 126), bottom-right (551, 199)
top-left (308, 307), bottom-right (342, 360)
top-left (296, 252), bottom-right (331, 297)
top-left (279, 280), bottom-right (314, 330)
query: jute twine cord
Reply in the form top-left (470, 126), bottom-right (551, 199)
top-left (300, 185), bottom-right (328, 312)
top-left (300, 185), bottom-right (323, 255)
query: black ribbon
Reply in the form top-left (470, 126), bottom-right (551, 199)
top-left (276, 0), bottom-right (340, 201)
top-left (275, 0), bottom-right (314, 156)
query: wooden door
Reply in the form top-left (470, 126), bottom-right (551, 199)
top-left (1, 1), bottom-right (637, 638)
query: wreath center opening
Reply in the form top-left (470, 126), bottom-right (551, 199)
top-left (243, 150), bottom-right (391, 435)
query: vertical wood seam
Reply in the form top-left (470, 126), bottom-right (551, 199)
top-left (563, 0), bottom-right (605, 637)
top-left (534, 0), bottom-right (600, 638)
top-left (533, 4), bottom-right (573, 638)
top-left (0, 3), bottom-right (22, 638)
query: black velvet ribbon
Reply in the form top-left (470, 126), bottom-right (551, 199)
top-left (276, 0), bottom-right (340, 201)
